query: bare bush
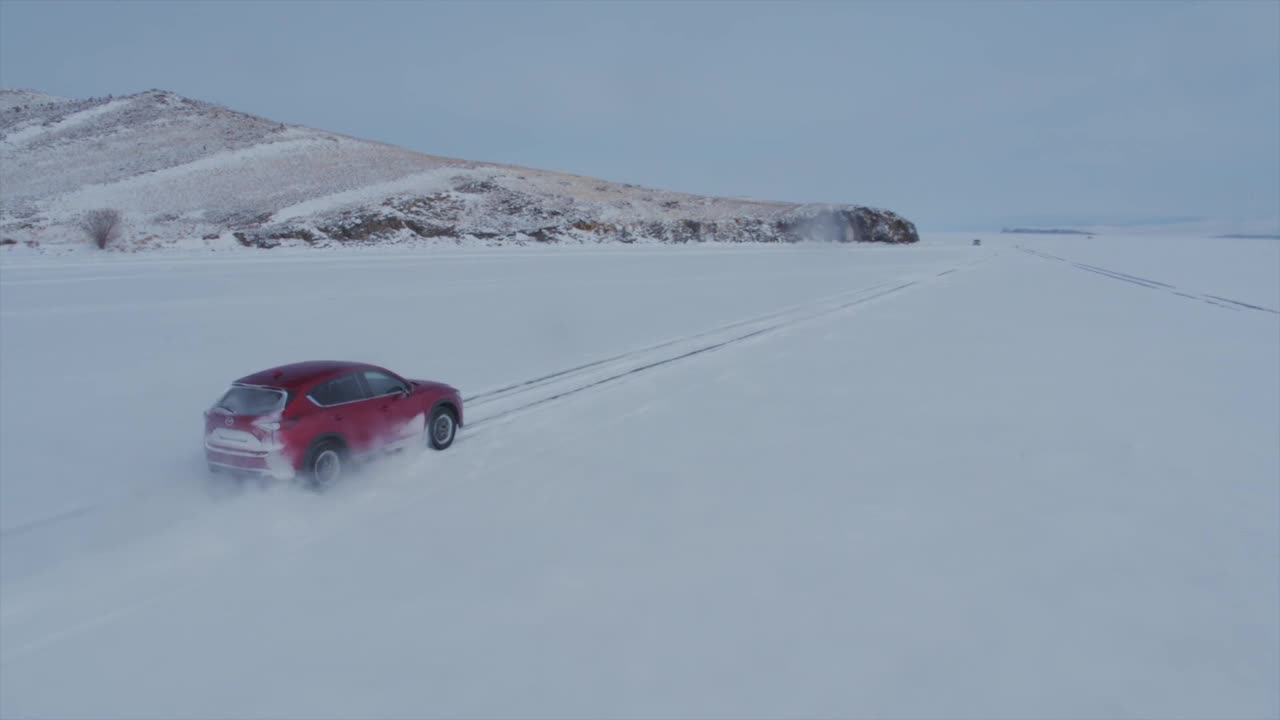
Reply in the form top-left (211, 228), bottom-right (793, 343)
top-left (80, 208), bottom-right (122, 249)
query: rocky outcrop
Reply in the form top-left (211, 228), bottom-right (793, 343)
top-left (238, 180), bottom-right (919, 248)
top-left (237, 203), bottom-right (918, 247)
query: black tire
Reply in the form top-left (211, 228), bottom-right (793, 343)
top-left (427, 405), bottom-right (457, 450)
top-left (302, 439), bottom-right (346, 490)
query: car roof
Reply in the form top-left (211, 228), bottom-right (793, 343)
top-left (233, 361), bottom-right (379, 391)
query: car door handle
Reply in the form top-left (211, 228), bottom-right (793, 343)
top-left (332, 414), bottom-right (343, 421)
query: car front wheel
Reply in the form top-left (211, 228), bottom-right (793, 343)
top-left (428, 406), bottom-right (457, 450)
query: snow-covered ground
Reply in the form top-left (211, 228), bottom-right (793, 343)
top-left (1, 233), bottom-right (1276, 718)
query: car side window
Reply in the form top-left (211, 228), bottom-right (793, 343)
top-left (364, 371), bottom-right (408, 398)
top-left (309, 373), bottom-right (370, 407)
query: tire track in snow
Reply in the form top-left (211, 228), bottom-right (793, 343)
top-left (462, 281), bottom-right (897, 407)
top-left (463, 259), bottom-right (985, 416)
top-left (1203, 294), bottom-right (1280, 314)
top-left (1017, 247), bottom-right (1279, 315)
top-left (1071, 261), bottom-right (1176, 288)
top-left (460, 275), bottom-right (957, 431)
top-left (1070, 263), bottom-right (1168, 290)
top-left (0, 505), bottom-right (102, 540)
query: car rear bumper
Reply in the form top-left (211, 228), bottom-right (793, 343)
top-left (205, 444), bottom-right (296, 480)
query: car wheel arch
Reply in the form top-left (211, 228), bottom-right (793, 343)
top-left (429, 400), bottom-right (461, 426)
top-left (305, 433), bottom-right (349, 461)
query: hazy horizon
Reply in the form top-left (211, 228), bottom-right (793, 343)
top-left (2, 0), bottom-right (1277, 231)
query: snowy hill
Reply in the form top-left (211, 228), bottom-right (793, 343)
top-left (0, 89), bottom-right (919, 251)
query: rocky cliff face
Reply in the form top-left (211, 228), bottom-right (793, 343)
top-left (1, 89), bottom-right (918, 250)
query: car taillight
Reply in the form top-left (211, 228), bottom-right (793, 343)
top-left (252, 420), bottom-right (281, 446)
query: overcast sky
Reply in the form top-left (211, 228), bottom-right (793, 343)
top-left (2, 0), bottom-right (1277, 229)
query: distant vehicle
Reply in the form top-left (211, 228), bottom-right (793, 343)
top-left (204, 361), bottom-right (463, 488)
top-left (972, 238), bottom-right (982, 246)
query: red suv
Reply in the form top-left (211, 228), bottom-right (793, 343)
top-left (204, 361), bottom-right (463, 488)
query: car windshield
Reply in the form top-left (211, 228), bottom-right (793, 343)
top-left (215, 386), bottom-right (286, 416)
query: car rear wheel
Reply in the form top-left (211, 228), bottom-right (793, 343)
top-left (428, 406), bottom-right (457, 450)
top-left (303, 440), bottom-right (346, 490)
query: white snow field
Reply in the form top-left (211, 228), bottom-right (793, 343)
top-left (0, 234), bottom-right (1277, 718)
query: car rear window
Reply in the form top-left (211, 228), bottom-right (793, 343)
top-left (216, 386), bottom-right (287, 416)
